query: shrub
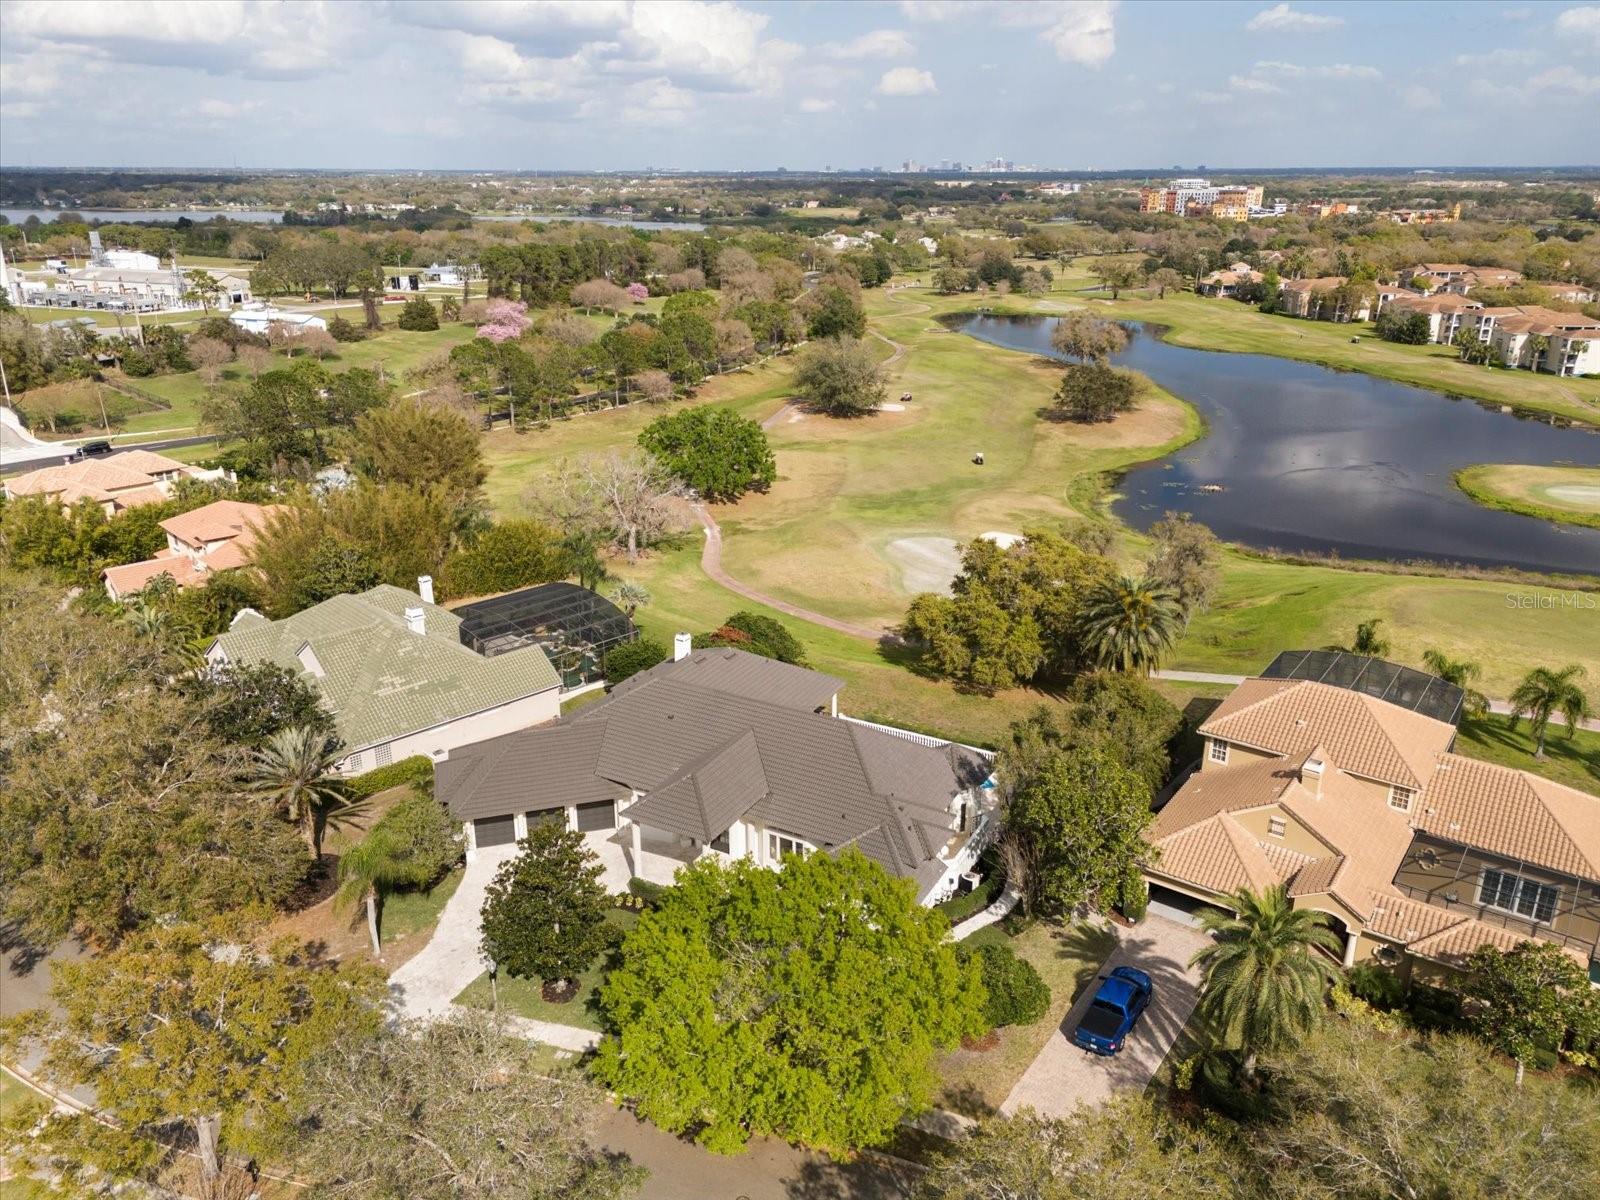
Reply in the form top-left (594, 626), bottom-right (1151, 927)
top-left (1119, 877), bottom-right (1148, 923)
top-left (327, 314), bottom-right (365, 343)
top-left (345, 754), bottom-right (434, 801)
top-left (965, 942), bottom-right (1050, 1028)
top-left (627, 878), bottom-right (670, 908)
top-left (1345, 963), bottom-right (1405, 1010)
top-left (397, 297), bottom-right (440, 331)
top-left (605, 637), bottom-right (668, 683)
top-left (699, 611), bottom-right (807, 665)
top-left (439, 519), bottom-right (567, 599)
top-left (1405, 983), bottom-right (1465, 1033)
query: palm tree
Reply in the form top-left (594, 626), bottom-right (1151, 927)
top-left (248, 725), bottom-right (363, 859)
top-left (1421, 649), bottom-right (1490, 719)
top-left (609, 581), bottom-right (651, 618)
top-left (1075, 575), bottom-right (1183, 675)
top-left (1349, 618), bottom-right (1390, 657)
top-left (1190, 884), bottom-right (1343, 1081)
top-left (335, 831), bottom-right (413, 958)
top-left (1507, 664), bottom-right (1592, 758)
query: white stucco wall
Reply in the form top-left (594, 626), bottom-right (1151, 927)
top-left (339, 686), bottom-right (560, 776)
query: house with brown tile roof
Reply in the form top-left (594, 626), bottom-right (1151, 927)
top-left (1276, 276), bottom-right (1372, 322)
top-left (436, 642), bottom-right (997, 904)
top-left (1145, 660), bottom-right (1600, 985)
top-left (102, 500), bottom-right (286, 600)
top-left (3, 449), bottom-right (222, 516)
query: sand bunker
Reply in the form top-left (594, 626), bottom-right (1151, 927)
top-left (1545, 485), bottom-right (1600, 510)
top-left (884, 531), bottom-right (1023, 595)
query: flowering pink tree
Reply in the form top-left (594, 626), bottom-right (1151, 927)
top-left (476, 299), bottom-right (532, 344)
top-left (627, 282), bottom-right (649, 304)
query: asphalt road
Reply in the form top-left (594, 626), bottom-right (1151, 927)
top-left (0, 433), bottom-right (219, 477)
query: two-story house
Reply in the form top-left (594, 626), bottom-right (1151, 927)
top-left (102, 499), bottom-right (284, 599)
top-left (1144, 651), bottom-right (1599, 986)
top-left (435, 639), bottom-right (997, 904)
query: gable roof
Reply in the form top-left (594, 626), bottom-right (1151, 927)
top-left (161, 499), bottom-right (280, 546)
top-left (210, 585), bottom-right (560, 753)
top-left (608, 646), bottom-right (842, 713)
top-left (1200, 678), bottom-right (1455, 789)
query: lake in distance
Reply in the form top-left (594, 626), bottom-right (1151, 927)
top-left (954, 313), bottom-right (1600, 577)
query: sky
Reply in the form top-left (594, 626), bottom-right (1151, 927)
top-left (1, 1), bottom-right (1598, 172)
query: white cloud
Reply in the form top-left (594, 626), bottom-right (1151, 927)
top-left (1554, 7), bottom-right (1600, 48)
top-left (898, 1), bottom-right (1117, 67)
top-left (1255, 60), bottom-right (1380, 79)
top-left (1229, 74), bottom-right (1283, 93)
top-left (195, 97), bottom-right (261, 119)
top-left (1526, 64), bottom-right (1600, 94)
top-left (1246, 4), bottom-right (1345, 33)
top-left (876, 66), bottom-right (937, 96)
top-left (1, 0), bottom-right (351, 79)
top-left (798, 96), bottom-right (837, 113)
top-left (1402, 84), bottom-right (1442, 110)
top-left (1453, 47), bottom-right (1536, 66)
top-left (822, 29), bottom-right (914, 60)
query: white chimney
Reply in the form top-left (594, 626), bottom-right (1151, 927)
top-left (417, 575), bottom-right (435, 604)
top-left (1302, 755), bottom-right (1325, 796)
top-left (673, 632), bottom-right (692, 662)
top-left (405, 606), bottom-right (426, 636)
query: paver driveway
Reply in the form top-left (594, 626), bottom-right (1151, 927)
top-left (1002, 915), bottom-right (1209, 1117)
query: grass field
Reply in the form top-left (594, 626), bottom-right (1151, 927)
top-left (1454, 463), bottom-right (1600, 530)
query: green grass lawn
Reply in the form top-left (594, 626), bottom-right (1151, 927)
top-left (1454, 464), bottom-right (1600, 530)
top-left (382, 867), bottom-right (464, 946)
top-left (936, 920), bottom-right (1116, 1116)
top-left (454, 908), bottom-right (639, 1032)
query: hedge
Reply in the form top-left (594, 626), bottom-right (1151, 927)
top-left (964, 942), bottom-right (1050, 1028)
top-left (345, 754), bottom-right (434, 800)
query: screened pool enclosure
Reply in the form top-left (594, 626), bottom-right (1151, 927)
top-left (454, 582), bottom-right (638, 689)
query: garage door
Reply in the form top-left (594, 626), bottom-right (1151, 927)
top-left (574, 800), bottom-right (616, 832)
top-left (526, 809), bottom-right (566, 831)
top-left (474, 815), bottom-right (516, 848)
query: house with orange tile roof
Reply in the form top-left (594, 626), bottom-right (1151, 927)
top-left (3, 449), bottom-right (224, 516)
top-left (1276, 276), bottom-right (1372, 322)
top-left (1144, 655), bottom-right (1600, 986)
top-left (102, 500), bottom-right (285, 600)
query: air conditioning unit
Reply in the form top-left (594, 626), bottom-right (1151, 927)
top-left (959, 871), bottom-right (982, 894)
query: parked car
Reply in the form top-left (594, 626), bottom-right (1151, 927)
top-left (1071, 966), bottom-right (1153, 1056)
top-left (73, 440), bottom-right (114, 460)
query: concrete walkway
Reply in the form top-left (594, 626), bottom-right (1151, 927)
top-left (949, 886), bottom-right (1021, 941)
top-left (1002, 915), bottom-right (1208, 1118)
top-left (387, 843), bottom-right (516, 1020)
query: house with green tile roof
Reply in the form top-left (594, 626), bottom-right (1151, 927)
top-left (206, 585), bottom-right (561, 774)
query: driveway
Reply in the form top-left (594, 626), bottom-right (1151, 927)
top-left (387, 843), bottom-right (516, 1021)
top-left (1002, 915), bottom-right (1208, 1117)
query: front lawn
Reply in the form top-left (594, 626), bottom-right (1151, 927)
top-left (937, 919), bottom-right (1115, 1117)
top-left (454, 908), bottom-right (639, 1033)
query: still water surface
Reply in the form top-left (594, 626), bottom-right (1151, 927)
top-left (954, 313), bottom-right (1600, 576)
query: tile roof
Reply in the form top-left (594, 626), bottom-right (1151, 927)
top-left (437, 647), bottom-right (988, 889)
top-left (1414, 753), bottom-right (1600, 881)
top-left (1363, 890), bottom-right (1588, 968)
top-left (1200, 678), bottom-right (1455, 789)
top-left (607, 646), bottom-right (843, 713)
top-left (161, 499), bottom-right (281, 546)
top-left (210, 585), bottom-right (560, 754)
top-left (5, 449), bottom-right (197, 507)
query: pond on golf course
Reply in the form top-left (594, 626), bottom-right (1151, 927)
top-left (952, 313), bottom-right (1600, 576)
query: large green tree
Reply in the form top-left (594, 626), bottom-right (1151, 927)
top-left (638, 406), bottom-right (776, 502)
top-left (349, 397), bottom-right (487, 503)
top-left (595, 850), bottom-right (984, 1154)
top-left (1049, 311), bottom-right (1129, 364)
top-left (1050, 363), bottom-right (1138, 423)
top-left (480, 823), bottom-right (614, 998)
top-left (916, 1097), bottom-right (1237, 1200)
top-left (1190, 884), bottom-right (1342, 1079)
top-left (440, 518), bottom-right (569, 599)
top-left (1463, 939), bottom-right (1590, 1086)
top-left (1004, 743), bottom-right (1157, 917)
top-left (1144, 511), bottom-right (1220, 623)
top-left (791, 335), bottom-right (886, 416)
top-left (2, 918), bottom-right (384, 1192)
top-left (296, 1012), bottom-right (644, 1200)
top-left (1000, 673), bottom-right (1182, 795)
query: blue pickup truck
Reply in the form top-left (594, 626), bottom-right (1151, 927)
top-left (1071, 966), bottom-right (1154, 1056)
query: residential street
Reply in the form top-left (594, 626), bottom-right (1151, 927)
top-left (1002, 915), bottom-right (1208, 1117)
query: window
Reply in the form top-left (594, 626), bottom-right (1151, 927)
top-left (1209, 740), bottom-right (1229, 765)
top-left (1267, 816), bottom-right (1287, 838)
top-left (710, 829), bottom-right (730, 854)
top-left (1388, 785), bottom-right (1415, 811)
top-left (1479, 868), bottom-right (1559, 924)
top-left (374, 743), bottom-right (392, 768)
top-left (767, 830), bottom-right (809, 863)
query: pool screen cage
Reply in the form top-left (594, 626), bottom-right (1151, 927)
top-left (1260, 650), bottom-right (1465, 726)
top-left (454, 582), bottom-right (638, 689)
